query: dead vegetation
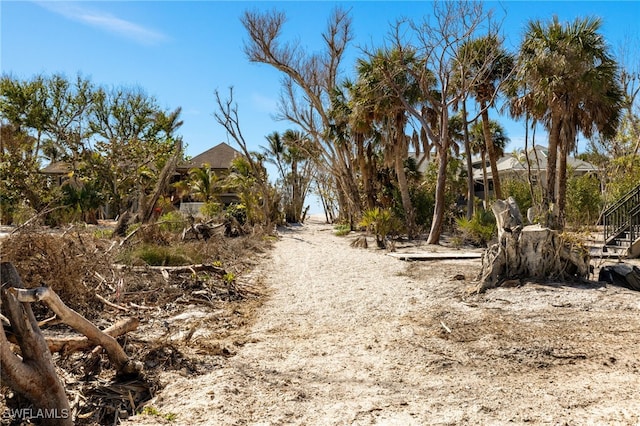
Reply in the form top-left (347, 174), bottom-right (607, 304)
top-left (0, 220), bottom-right (273, 425)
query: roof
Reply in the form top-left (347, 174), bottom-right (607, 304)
top-left (473, 145), bottom-right (598, 180)
top-left (177, 142), bottom-right (242, 172)
top-left (40, 161), bottom-right (72, 175)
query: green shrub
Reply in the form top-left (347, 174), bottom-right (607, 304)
top-left (421, 157), bottom-right (465, 230)
top-left (118, 244), bottom-right (193, 266)
top-left (455, 208), bottom-right (496, 247)
top-left (359, 207), bottom-right (401, 249)
top-left (10, 202), bottom-right (39, 226)
top-left (158, 211), bottom-right (187, 233)
top-left (411, 185), bottom-right (435, 230)
top-left (333, 223), bottom-right (351, 236)
top-left (92, 228), bottom-right (113, 239)
top-left (566, 173), bottom-right (602, 227)
top-left (225, 203), bottom-right (247, 225)
top-left (604, 154), bottom-right (640, 205)
top-left (502, 178), bottom-right (535, 214)
top-left (200, 201), bottom-right (222, 219)
top-left (223, 272), bottom-right (236, 284)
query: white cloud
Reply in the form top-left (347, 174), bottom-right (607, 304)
top-left (35, 1), bottom-right (168, 45)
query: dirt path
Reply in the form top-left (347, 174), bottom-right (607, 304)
top-left (126, 217), bottom-right (640, 425)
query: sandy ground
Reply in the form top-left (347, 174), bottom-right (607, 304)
top-left (125, 216), bottom-right (640, 425)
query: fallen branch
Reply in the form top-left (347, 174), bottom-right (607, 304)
top-left (96, 293), bottom-right (129, 312)
top-left (9, 286), bottom-right (142, 376)
top-left (47, 317), bottom-right (139, 354)
top-left (6, 317), bottom-right (141, 354)
top-left (182, 222), bottom-right (225, 241)
top-left (129, 302), bottom-right (155, 310)
top-left (115, 263), bottom-right (227, 276)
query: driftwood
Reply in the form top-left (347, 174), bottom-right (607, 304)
top-left (47, 317), bottom-right (139, 354)
top-left (475, 197), bottom-right (590, 293)
top-left (0, 262), bottom-right (73, 426)
top-left (5, 317), bottom-right (139, 354)
top-left (181, 222), bottom-right (225, 241)
top-left (9, 286), bottom-right (142, 376)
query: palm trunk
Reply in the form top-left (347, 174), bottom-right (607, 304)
top-left (332, 147), bottom-right (361, 225)
top-left (394, 115), bottom-right (416, 237)
top-left (482, 150), bottom-right (489, 209)
top-left (357, 134), bottom-right (376, 210)
top-left (395, 152), bottom-right (415, 237)
top-left (557, 130), bottom-right (572, 231)
top-left (461, 99), bottom-right (474, 219)
top-left (481, 100), bottom-right (501, 200)
top-left (545, 112), bottom-right (561, 229)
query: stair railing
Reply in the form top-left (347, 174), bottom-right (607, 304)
top-left (629, 203), bottom-right (640, 245)
top-left (603, 183), bottom-right (640, 244)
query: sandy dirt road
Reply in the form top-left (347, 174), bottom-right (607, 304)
top-left (126, 217), bottom-right (640, 425)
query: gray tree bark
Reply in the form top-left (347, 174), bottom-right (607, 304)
top-left (475, 198), bottom-right (590, 293)
top-left (0, 262), bottom-right (72, 426)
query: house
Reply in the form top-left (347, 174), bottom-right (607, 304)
top-left (472, 145), bottom-right (598, 199)
top-left (176, 142), bottom-right (242, 175)
top-left (39, 142), bottom-right (244, 217)
top-left (40, 161), bottom-right (75, 186)
top-left (175, 142), bottom-right (244, 212)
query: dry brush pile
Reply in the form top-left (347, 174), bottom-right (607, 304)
top-left (0, 220), bottom-right (274, 425)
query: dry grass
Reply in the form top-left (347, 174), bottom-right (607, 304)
top-left (0, 221), bottom-right (275, 425)
top-left (1, 227), bottom-right (116, 318)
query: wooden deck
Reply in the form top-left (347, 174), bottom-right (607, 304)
top-left (387, 252), bottom-right (483, 261)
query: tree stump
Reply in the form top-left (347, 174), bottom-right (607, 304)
top-left (475, 197), bottom-right (590, 293)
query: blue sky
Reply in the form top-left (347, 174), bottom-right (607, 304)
top-left (2, 1), bottom-right (639, 163)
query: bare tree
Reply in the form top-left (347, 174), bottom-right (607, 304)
top-left (241, 8), bottom-right (362, 224)
top-left (214, 87), bottom-right (277, 227)
top-left (384, 1), bottom-right (499, 243)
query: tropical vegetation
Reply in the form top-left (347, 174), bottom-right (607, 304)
top-left (2, 2), bottom-right (637, 243)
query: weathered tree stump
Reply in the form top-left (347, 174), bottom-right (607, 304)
top-left (1, 262), bottom-right (72, 426)
top-left (475, 197), bottom-right (590, 293)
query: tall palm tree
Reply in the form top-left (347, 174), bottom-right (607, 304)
top-left (355, 48), bottom-right (425, 236)
top-left (513, 16), bottom-right (622, 228)
top-left (458, 35), bottom-right (514, 201)
top-left (339, 78), bottom-right (381, 211)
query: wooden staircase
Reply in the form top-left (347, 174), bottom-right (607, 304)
top-left (602, 183), bottom-right (640, 258)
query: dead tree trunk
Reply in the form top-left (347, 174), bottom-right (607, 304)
top-left (475, 198), bottom-right (590, 293)
top-left (0, 262), bottom-right (73, 426)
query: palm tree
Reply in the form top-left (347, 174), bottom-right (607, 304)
top-left (513, 16), bottom-right (622, 228)
top-left (355, 48), bottom-right (425, 236)
top-left (458, 35), bottom-right (514, 201)
top-left (469, 120), bottom-right (509, 207)
top-left (263, 129), bottom-right (315, 222)
top-left (339, 78), bottom-right (381, 212)
top-left (188, 163), bottom-right (220, 202)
